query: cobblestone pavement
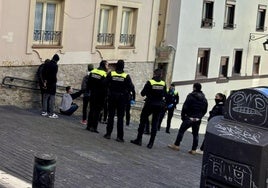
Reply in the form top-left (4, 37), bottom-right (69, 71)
top-left (0, 105), bottom-right (207, 188)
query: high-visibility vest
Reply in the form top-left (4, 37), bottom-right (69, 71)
top-left (111, 71), bottom-right (128, 82)
top-left (149, 79), bottom-right (165, 90)
top-left (90, 68), bottom-right (107, 79)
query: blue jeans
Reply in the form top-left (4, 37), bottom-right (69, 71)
top-left (60, 104), bottom-right (78, 116)
top-left (43, 94), bottom-right (55, 115)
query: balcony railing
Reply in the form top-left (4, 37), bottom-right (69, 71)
top-left (97, 33), bottom-right (114, 46)
top-left (256, 26), bottom-right (267, 31)
top-left (223, 23), bottom-right (236, 29)
top-left (33, 30), bottom-right (62, 45)
top-left (119, 34), bottom-right (135, 46)
top-left (201, 18), bottom-right (214, 28)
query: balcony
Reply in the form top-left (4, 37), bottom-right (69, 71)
top-left (97, 33), bottom-right (114, 46)
top-left (119, 34), bottom-right (135, 47)
top-left (201, 18), bottom-right (214, 28)
top-left (223, 23), bottom-right (236, 29)
top-left (33, 30), bottom-right (62, 46)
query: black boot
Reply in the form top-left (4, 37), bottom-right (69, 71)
top-left (147, 142), bottom-right (153, 149)
top-left (130, 138), bottom-right (142, 146)
top-left (147, 134), bottom-right (156, 149)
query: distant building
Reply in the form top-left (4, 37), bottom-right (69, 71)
top-left (156, 0), bottom-right (268, 108)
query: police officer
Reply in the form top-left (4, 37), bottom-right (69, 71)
top-left (131, 69), bottom-right (167, 149)
top-left (103, 60), bottom-right (134, 142)
top-left (158, 83), bottom-right (179, 133)
top-left (86, 60), bottom-right (108, 133)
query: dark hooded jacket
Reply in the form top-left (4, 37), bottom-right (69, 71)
top-left (181, 90), bottom-right (208, 120)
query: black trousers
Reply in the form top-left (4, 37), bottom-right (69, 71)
top-left (106, 94), bottom-right (127, 139)
top-left (137, 103), bottom-right (162, 143)
top-left (87, 94), bottom-right (105, 130)
top-left (125, 101), bottom-right (131, 125)
top-left (82, 96), bottom-right (90, 121)
top-left (166, 107), bottom-right (175, 132)
top-left (174, 119), bottom-right (201, 150)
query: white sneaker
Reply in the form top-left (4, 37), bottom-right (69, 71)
top-left (48, 113), bottom-right (59, 119)
top-left (41, 112), bottom-right (48, 116)
top-left (196, 149), bottom-right (204, 155)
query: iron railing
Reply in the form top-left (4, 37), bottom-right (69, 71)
top-left (119, 34), bottom-right (135, 46)
top-left (97, 33), bottom-right (114, 46)
top-left (33, 30), bottom-right (62, 45)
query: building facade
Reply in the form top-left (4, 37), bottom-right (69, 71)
top-left (158, 0), bottom-right (268, 109)
top-left (0, 0), bottom-right (160, 110)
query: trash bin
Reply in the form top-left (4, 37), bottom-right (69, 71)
top-left (32, 153), bottom-right (57, 188)
top-left (200, 87), bottom-right (268, 188)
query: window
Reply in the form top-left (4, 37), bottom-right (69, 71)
top-left (253, 56), bottom-right (260, 75)
top-left (119, 8), bottom-right (137, 47)
top-left (201, 0), bottom-right (214, 28)
top-left (233, 50), bottom-right (243, 75)
top-left (224, 0), bottom-right (236, 29)
top-left (219, 57), bottom-right (229, 78)
top-left (256, 5), bottom-right (266, 31)
top-left (33, 0), bottom-right (63, 46)
top-left (97, 5), bottom-right (116, 46)
top-left (196, 48), bottom-right (210, 78)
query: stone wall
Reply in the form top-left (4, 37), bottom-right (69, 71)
top-left (0, 61), bottom-right (154, 123)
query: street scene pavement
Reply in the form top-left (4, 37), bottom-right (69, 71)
top-left (0, 105), bottom-right (208, 188)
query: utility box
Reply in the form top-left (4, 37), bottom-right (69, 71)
top-left (200, 87), bottom-right (268, 188)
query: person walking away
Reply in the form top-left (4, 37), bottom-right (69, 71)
top-left (125, 84), bottom-right (136, 126)
top-left (36, 59), bottom-right (50, 109)
top-left (86, 60), bottom-right (108, 133)
top-left (104, 60), bottom-right (135, 142)
top-left (80, 64), bottom-right (94, 125)
top-left (168, 82), bottom-right (208, 154)
top-left (41, 54), bottom-right (60, 118)
top-left (59, 86), bottom-right (83, 116)
top-left (158, 83), bottom-right (179, 133)
top-left (131, 69), bottom-right (167, 149)
top-left (197, 93), bottom-right (226, 154)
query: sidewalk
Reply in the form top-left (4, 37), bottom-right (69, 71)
top-left (0, 105), bottom-right (207, 188)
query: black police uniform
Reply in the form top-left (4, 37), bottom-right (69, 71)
top-left (104, 70), bottom-right (134, 142)
top-left (131, 76), bottom-right (166, 148)
top-left (86, 67), bottom-right (107, 133)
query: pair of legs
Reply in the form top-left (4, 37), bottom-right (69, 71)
top-left (158, 107), bottom-right (175, 133)
top-left (105, 94), bottom-right (126, 141)
top-left (87, 94), bottom-right (105, 132)
top-left (125, 101), bottom-right (131, 126)
top-left (173, 119), bottom-right (201, 151)
top-left (60, 104), bottom-right (78, 116)
top-left (131, 103), bottom-right (162, 149)
top-left (42, 93), bottom-right (56, 115)
top-left (82, 96), bottom-right (90, 121)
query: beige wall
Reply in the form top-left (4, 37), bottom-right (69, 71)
top-left (0, 0), bottom-right (159, 113)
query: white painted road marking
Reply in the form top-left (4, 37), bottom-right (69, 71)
top-left (0, 170), bottom-right (31, 188)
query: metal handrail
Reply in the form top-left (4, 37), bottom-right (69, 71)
top-left (1, 76), bottom-right (74, 96)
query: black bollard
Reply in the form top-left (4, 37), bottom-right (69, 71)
top-left (32, 153), bottom-right (57, 188)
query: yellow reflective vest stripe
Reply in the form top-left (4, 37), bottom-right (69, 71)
top-left (149, 80), bottom-right (165, 86)
top-left (111, 71), bottom-right (127, 78)
top-left (91, 68), bottom-right (107, 77)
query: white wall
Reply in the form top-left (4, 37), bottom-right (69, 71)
top-left (166, 0), bottom-right (268, 107)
